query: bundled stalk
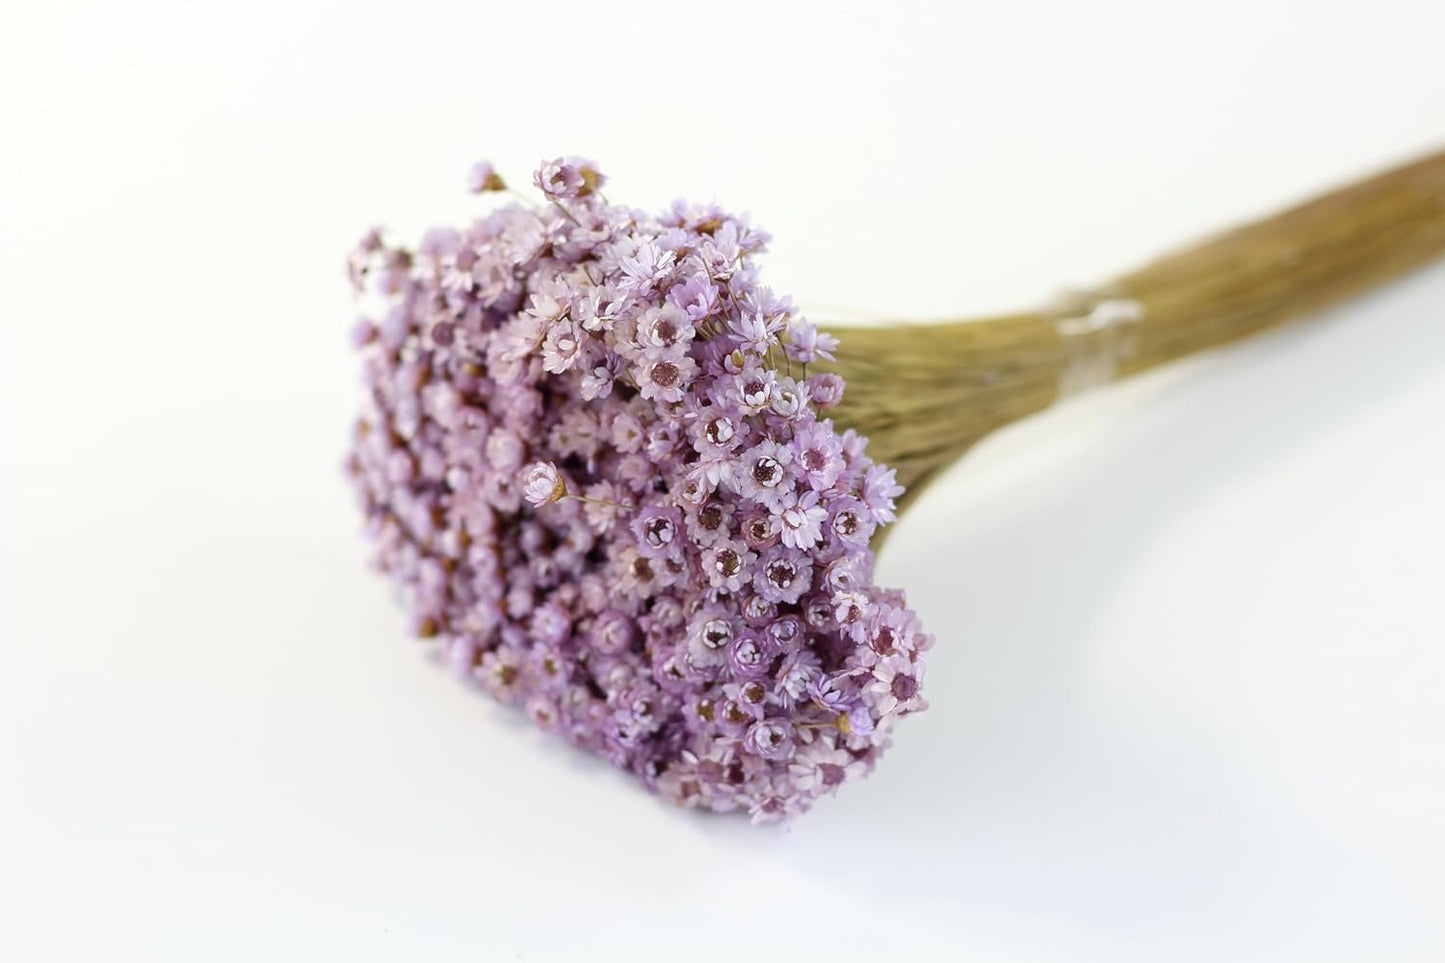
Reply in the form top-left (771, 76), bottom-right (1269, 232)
top-left (344, 149), bottom-right (1445, 823)
top-left (827, 149), bottom-right (1445, 512)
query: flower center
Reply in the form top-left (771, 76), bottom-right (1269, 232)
top-left (702, 619), bottom-right (732, 649)
top-left (890, 673), bottom-right (918, 700)
top-left (753, 456), bottom-right (781, 486)
top-left (872, 626), bottom-right (895, 654)
top-left (767, 560), bottom-right (797, 588)
top-left (650, 361), bottom-right (680, 387)
top-left (644, 516), bottom-right (675, 547)
top-left (704, 417), bottom-right (735, 445)
top-left (715, 548), bottom-right (741, 577)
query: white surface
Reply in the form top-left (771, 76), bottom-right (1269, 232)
top-left (2, 1), bottom-right (1443, 959)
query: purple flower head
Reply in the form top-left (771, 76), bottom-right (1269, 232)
top-left (736, 439), bottom-right (793, 509)
top-left (784, 318), bottom-right (839, 364)
top-left (776, 488), bottom-right (827, 550)
top-left (534, 156), bottom-right (604, 200)
top-left (686, 499), bottom-right (735, 547)
top-left (346, 155), bottom-right (930, 822)
top-left (522, 461), bottom-right (566, 506)
top-left (862, 464), bottom-right (905, 525)
top-left (726, 631), bottom-right (770, 679)
top-left (765, 614), bottom-right (805, 654)
top-left (467, 161), bottom-right (506, 194)
top-left (632, 504), bottom-right (684, 559)
top-left (827, 496), bottom-right (875, 547)
top-left (792, 420), bottom-right (846, 492)
top-left (701, 539), bottom-right (755, 594)
top-left (634, 352), bottom-right (698, 403)
top-left (753, 544), bottom-right (813, 605)
top-left (744, 719), bottom-right (795, 761)
top-left (686, 610), bottom-right (735, 669)
top-left (635, 303), bottom-right (695, 352)
top-left (739, 508), bottom-right (782, 551)
top-left (590, 609), bottom-right (636, 656)
top-left (866, 654), bottom-right (926, 716)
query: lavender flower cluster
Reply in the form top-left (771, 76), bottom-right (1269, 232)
top-left (345, 157), bottom-right (931, 822)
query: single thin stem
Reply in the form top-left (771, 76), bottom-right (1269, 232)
top-left (565, 492), bottom-right (635, 513)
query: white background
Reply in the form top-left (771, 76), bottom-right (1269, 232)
top-left (3, 1), bottom-right (1444, 959)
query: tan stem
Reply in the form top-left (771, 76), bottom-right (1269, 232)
top-left (822, 148), bottom-right (1445, 515)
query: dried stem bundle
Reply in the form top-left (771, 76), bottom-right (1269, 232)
top-left (824, 149), bottom-right (1445, 515)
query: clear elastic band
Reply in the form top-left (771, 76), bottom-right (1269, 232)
top-left (1050, 291), bottom-right (1144, 397)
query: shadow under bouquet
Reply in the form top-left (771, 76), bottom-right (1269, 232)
top-left (344, 151), bottom-right (1445, 822)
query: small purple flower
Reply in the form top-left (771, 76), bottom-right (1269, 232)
top-left (685, 609), bottom-right (735, 665)
top-left (617, 239), bottom-right (677, 294)
top-left (753, 544), bottom-right (813, 605)
top-left (730, 365), bottom-right (776, 413)
top-left (467, 161), bottom-right (506, 193)
top-left (775, 648), bottom-right (822, 706)
top-left (701, 539), bottom-right (755, 594)
top-left (632, 504), bottom-right (684, 558)
top-left (827, 496), bottom-right (875, 547)
top-left (741, 593), bottom-right (777, 627)
top-left (866, 654), bottom-right (926, 716)
top-left (743, 719), bottom-right (794, 760)
top-left (487, 429), bottom-right (525, 473)
top-left (736, 439), bottom-right (793, 508)
top-left (530, 602), bottom-right (572, 646)
top-left (590, 609), bottom-right (636, 656)
top-left (768, 378), bottom-right (810, 421)
top-left (775, 488), bottom-right (827, 550)
top-left (533, 156), bottom-right (603, 200)
top-left (691, 411), bottom-right (748, 456)
top-left (783, 318), bottom-right (838, 364)
top-left (807, 372), bottom-right (845, 408)
top-left (635, 303), bottom-right (695, 352)
top-left (669, 272), bottom-right (719, 321)
top-left (765, 614), bottom-right (805, 654)
top-left (634, 353), bottom-right (698, 404)
top-left (789, 742), bottom-right (861, 793)
top-left (807, 673), bottom-right (853, 713)
top-left (727, 631), bottom-right (770, 679)
top-left (686, 500), bottom-right (735, 547)
top-left (739, 509), bottom-right (781, 551)
top-left (792, 420), bottom-right (845, 492)
top-left (862, 464), bottom-right (904, 524)
top-left (521, 461), bottom-right (566, 506)
top-left (474, 647), bottom-right (524, 704)
top-left (541, 319), bottom-right (585, 374)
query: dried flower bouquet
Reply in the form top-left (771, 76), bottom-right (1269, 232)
top-left (345, 151), bottom-right (1445, 822)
